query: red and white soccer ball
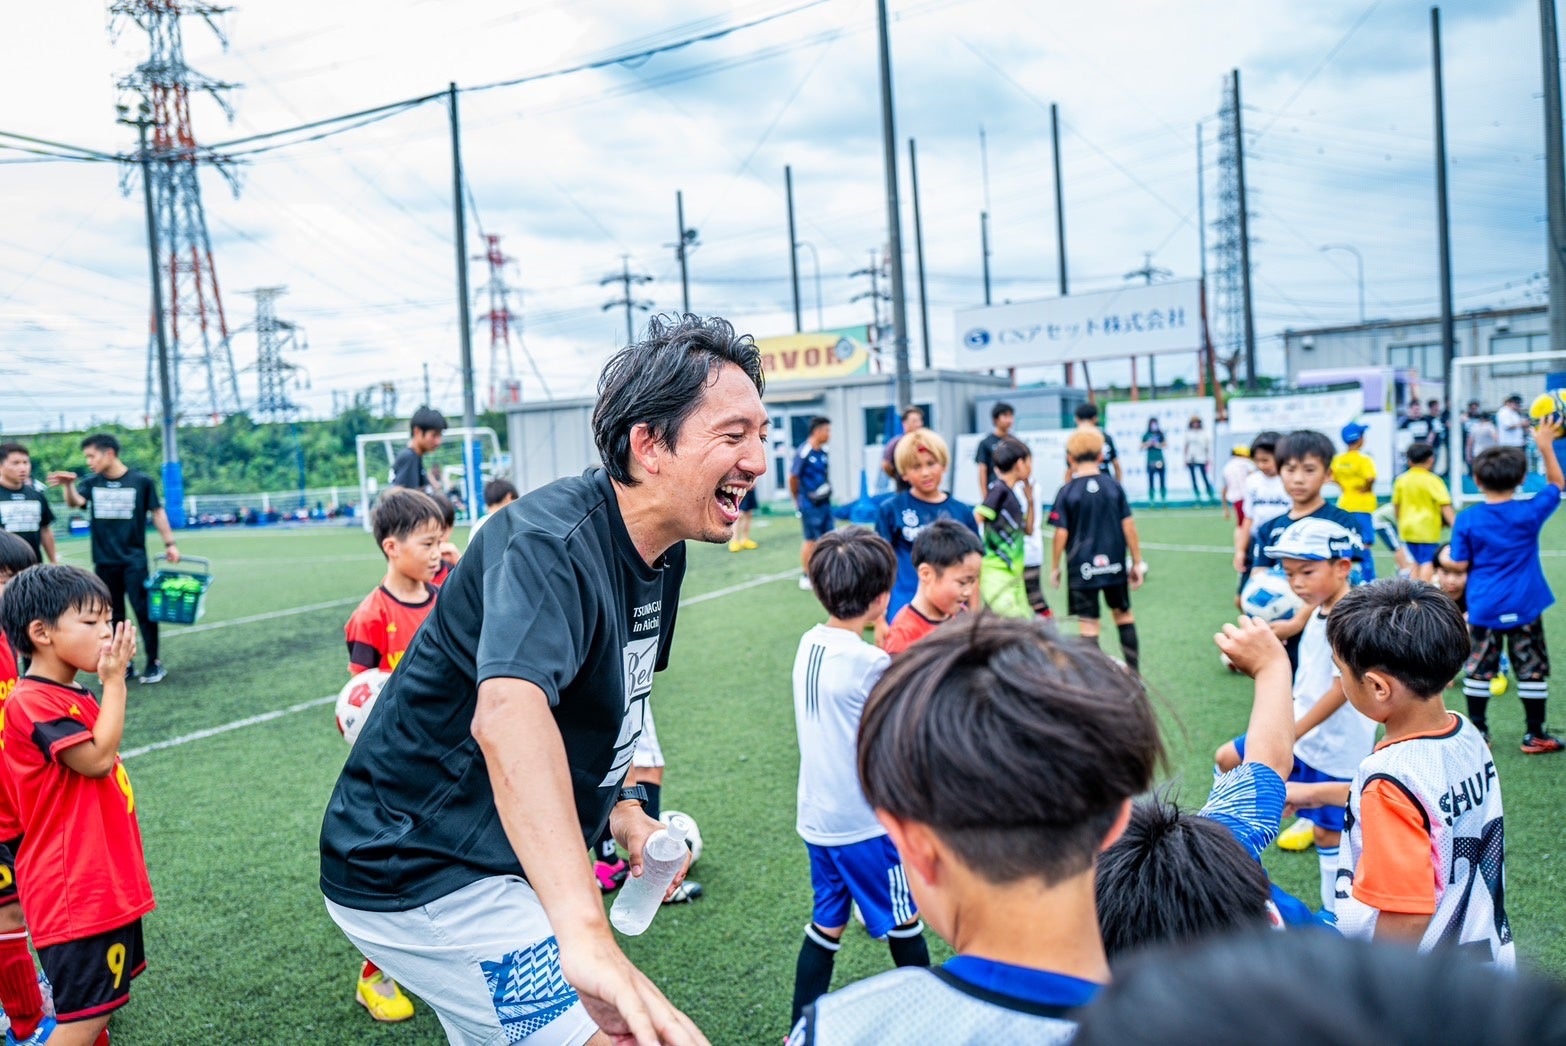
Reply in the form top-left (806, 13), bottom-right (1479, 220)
top-left (336, 669), bottom-right (391, 746)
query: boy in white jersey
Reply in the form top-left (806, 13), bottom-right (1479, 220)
top-left (1290, 578), bottom-right (1512, 966)
top-left (1232, 431), bottom-right (1289, 608)
top-left (788, 528), bottom-right (928, 1030)
top-left (1216, 517), bottom-right (1376, 913)
top-left (790, 613), bottom-right (1161, 1045)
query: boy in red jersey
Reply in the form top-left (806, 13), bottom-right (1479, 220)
top-left (0, 564), bottom-right (153, 1046)
top-left (345, 489), bottom-right (444, 676)
top-left (340, 488), bottom-right (443, 1021)
top-left (0, 534), bottom-right (52, 1046)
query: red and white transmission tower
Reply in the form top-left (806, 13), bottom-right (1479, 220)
top-left (112, 0), bottom-right (243, 423)
top-left (475, 234), bottom-right (521, 410)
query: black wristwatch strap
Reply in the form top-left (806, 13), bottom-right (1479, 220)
top-left (616, 784), bottom-right (649, 808)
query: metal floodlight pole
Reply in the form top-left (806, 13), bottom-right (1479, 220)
top-left (123, 104), bottom-right (181, 518)
top-left (874, 0), bottom-right (912, 411)
top-left (1051, 103), bottom-right (1072, 386)
top-left (1431, 10), bottom-right (1457, 394)
top-left (786, 166), bottom-right (803, 332)
top-left (675, 189), bottom-right (691, 315)
top-left (1231, 71), bottom-right (1259, 391)
top-left (1543, 0), bottom-right (1566, 357)
top-left (448, 82), bottom-right (479, 517)
top-left (908, 138), bottom-right (932, 369)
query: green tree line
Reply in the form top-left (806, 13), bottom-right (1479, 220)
top-left (9, 409), bottom-right (510, 498)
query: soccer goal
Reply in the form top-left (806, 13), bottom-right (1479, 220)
top-left (1448, 351), bottom-right (1566, 509)
top-left (354, 427), bottom-right (504, 529)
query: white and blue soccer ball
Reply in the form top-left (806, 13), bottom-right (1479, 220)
top-left (660, 811), bottom-right (702, 866)
top-left (335, 668), bottom-right (390, 746)
top-left (1240, 568), bottom-right (1304, 623)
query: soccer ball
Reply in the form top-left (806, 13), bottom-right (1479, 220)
top-left (660, 811), bottom-right (702, 866)
top-left (1530, 391), bottom-right (1566, 430)
top-left (1240, 569), bottom-right (1304, 623)
top-left (335, 668), bottom-right (390, 746)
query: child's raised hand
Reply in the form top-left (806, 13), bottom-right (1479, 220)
top-left (1534, 413), bottom-right (1564, 445)
top-left (97, 621), bottom-right (137, 682)
top-left (1214, 616), bottom-right (1288, 678)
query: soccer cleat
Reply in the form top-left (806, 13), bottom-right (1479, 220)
top-left (663, 880), bottom-right (703, 904)
top-left (1489, 674), bottom-right (1509, 696)
top-left (798, 576), bottom-right (813, 591)
top-left (594, 858), bottom-right (629, 893)
top-left (1520, 732), bottom-right (1564, 755)
top-left (6, 1016), bottom-right (56, 1046)
top-left (1275, 817), bottom-right (1316, 852)
top-left (728, 540), bottom-right (742, 553)
top-left (138, 661), bottom-right (167, 684)
top-left (740, 538), bottom-right (758, 550)
top-left (356, 969), bottom-right (415, 1022)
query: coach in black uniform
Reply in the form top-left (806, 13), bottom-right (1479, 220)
top-left (49, 434), bottom-right (179, 684)
top-left (321, 315), bottom-right (766, 1046)
top-left (0, 442), bottom-right (57, 564)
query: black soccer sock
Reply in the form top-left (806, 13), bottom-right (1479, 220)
top-left (1519, 685), bottom-right (1549, 735)
top-left (642, 782), bottom-right (662, 821)
top-left (594, 825), bottom-right (617, 862)
top-left (1117, 622), bottom-right (1141, 675)
top-left (1080, 630), bottom-right (1101, 648)
top-left (1462, 678), bottom-right (1491, 731)
top-left (791, 924), bottom-right (841, 1027)
top-left (886, 921), bottom-right (930, 968)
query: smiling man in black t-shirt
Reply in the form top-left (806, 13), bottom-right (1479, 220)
top-left (321, 315), bottom-right (768, 1046)
top-left (48, 434), bottom-right (179, 683)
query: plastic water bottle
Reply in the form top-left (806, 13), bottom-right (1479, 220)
top-left (609, 815), bottom-right (691, 936)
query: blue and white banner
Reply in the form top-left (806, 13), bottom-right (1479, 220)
top-left (953, 279), bottom-right (1204, 370)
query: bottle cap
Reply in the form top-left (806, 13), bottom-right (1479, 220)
top-left (663, 813), bottom-right (690, 843)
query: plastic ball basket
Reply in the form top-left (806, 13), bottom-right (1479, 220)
top-left (144, 555), bottom-right (213, 625)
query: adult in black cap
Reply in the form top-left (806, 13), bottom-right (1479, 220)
top-left (390, 406), bottom-right (447, 493)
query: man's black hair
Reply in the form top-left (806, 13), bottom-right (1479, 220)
top-left (1326, 577), bottom-right (1468, 698)
top-left (1250, 430), bottom-right (1282, 457)
top-left (808, 415), bottom-right (831, 435)
top-left (806, 528), bottom-right (895, 621)
top-left (900, 405), bottom-right (924, 422)
top-left (1472, 446), bottom-right (1528, 493)
top-left (592, 314), bottom-right (765, 485)
top-left (0, 443), bottom-right (27, 463)
top-left (910, 518), bottom-right (981, 571)
top-left (1405, 441), bottom-right (1435, 466)
top-left (0, 531), bottom-right (37, 578)
top-left (370, 488), bottom-right (444, 550)
top-left (80, 433), bottom-right (121, 455)
top-left (483, 478), bottom-right (518, 507)
top-left (1275, 429), bottom-right (1334, 469)
top-left (859, 613), bottom-right (1162, 886)
top-left (1096, 794), bottom-right (1271, 962)
top-left (1074, 930), bottom-right (1566, 1046)
top-left (990, 437), bottom-right (1031, 475)
top-left (0, 564), bottom-right (111, 657)
top-left (992, 401), bottom-right (1015, 422)
top-left (1074, 402), bottom-right (1100, 423)
top-left (410, 406), bottom-right (447, 434)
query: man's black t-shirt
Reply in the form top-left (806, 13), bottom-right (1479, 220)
top-left (1099, 431), bottom-right (1120, 474)
top-left (0, 483), bottom-right (54, 560)
top-left (389, 446), bottom-right (426, 491)
top-left (974, 432), bottom-right (1004, 475)
top-left (75, 470), bottom-right (159, 566)
top-left (1048, 473), bottom-right (1131, 590)
top-left (320, 468), bottom-right (686, 911)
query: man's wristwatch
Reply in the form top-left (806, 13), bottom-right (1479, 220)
top-left (615, 784), bottom-right (649, 808)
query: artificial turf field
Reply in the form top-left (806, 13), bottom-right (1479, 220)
top-left (44, 505), bottom-right (1566, 1043)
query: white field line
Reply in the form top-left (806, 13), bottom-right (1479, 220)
top-left (163, 597), bottom-right (363, 637)
top-left (123, 569), bottom-right (798, 760)
top-left (1141, 540), bottom-right (1566, 557)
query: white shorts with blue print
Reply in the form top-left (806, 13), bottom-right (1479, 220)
top-left (326, 875), bottom-right (596, 1045)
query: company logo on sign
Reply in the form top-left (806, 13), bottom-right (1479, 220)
top-left (963, 328), bottom-right (992, 349)
top-left (755, 327), bottom-right (872, 383)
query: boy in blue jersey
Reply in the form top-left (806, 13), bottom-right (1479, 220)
top-left (789, 614), bottom-right (1161, 1044)
top-left (789, 528), bottom-right (928, 1031)
top-left (874, 429), bottom-right (978, 623)
top-left (1096, 616), bottom-right (1321, 959)
top-left (790, 416), bottom-right (833, 590)
top-left (1441, 420), bottom-right (1564, 753)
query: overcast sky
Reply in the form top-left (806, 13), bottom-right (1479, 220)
top-left (0, 0), bottom-right (1550, 432)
